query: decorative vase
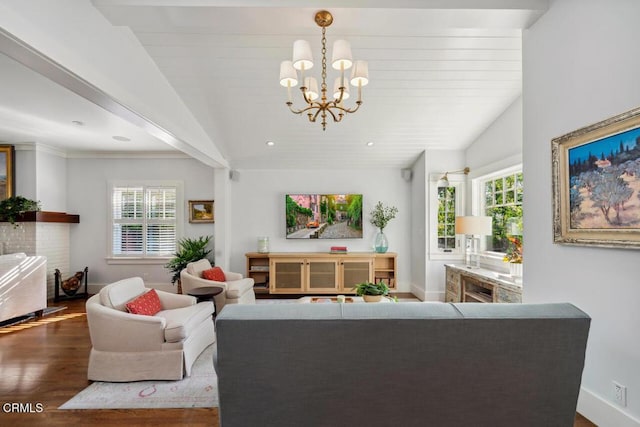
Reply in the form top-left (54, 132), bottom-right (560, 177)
top-left (374, 228), bottom-right (388, 253)
top-left (363, 294), bottom-right (383, 303)
top-left (509, 262), bottom-right (523, 278)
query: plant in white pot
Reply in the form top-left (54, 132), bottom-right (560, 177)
top-left (352, 281), bottom-right (390, 303)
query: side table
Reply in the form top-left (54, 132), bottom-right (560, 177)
top-left (187, 286), bottom-right (224, 318)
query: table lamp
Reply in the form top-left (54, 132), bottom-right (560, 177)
top-left (455, 216), bottom-right (493, 268)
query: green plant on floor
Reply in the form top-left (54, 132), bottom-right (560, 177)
top-left (165, 235), bottom-right (213, 285)
top-left (352, 281), bottom-right (390, 297)
top-left (0, 196), bottom-right (41, 226)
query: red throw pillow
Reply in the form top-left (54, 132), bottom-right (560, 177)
top-left (125, 289), bottom-right (162, 316)
top-left (202, 267), bottom-right (226, 282)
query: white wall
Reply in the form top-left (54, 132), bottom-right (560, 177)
top-left (524, 0), bottom-right (640, 425)
top-left (67, 156), bottom-right (215, 286)
top-left (36, 148), bottom-right (66, 212)
top-left (229, 169), bottom-right (412, 291)
top-left (14, 144), bottom-right (67, 211)
top-left (409, 152), bottom-right (427, 299)
top-left (15, 148), bottom-right (36, 200)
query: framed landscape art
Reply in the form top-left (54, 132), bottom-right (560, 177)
top-left (188, 200), bottom-right (214, 223)
top-left (552, 107), bottom-right (640, 249)
top-left (0, 145), bottom-right (15, 201)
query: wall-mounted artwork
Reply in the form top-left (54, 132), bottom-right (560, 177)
top-left (189, 200), bottom-right (214, 223)
top-left (285, 194), bottom-right (363, 239)
top-left (0, 145), bottom-right (15, 201)
top-left (552, 107), bottom-right (640, 248)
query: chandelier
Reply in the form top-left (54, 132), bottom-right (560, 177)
top-left (279, 10), bottom-right (369, 131)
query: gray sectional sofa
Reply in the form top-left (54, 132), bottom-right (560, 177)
top-left (215, 302), bottom-right (590, 427)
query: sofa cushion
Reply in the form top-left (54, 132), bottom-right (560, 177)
top-left (203, 267), bottom-right (226, 282)
top-left (225, 278), bottom-right (255, 299)
top-left (125, 289), bottom-right (162, 316)
top-left (157, 302), bottom-right (214, 343)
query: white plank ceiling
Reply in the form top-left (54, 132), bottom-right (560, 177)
top-left (0, 1), bottom-right (548, 169)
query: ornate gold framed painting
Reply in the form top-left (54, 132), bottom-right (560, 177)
top-left (552, 107), bottom-right (640, 249)
top-left (188, 200), bottom-right (214, 223)
top-left (0, 145), bottom-right (15, 201)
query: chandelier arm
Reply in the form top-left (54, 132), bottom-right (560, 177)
top-left (331, 101), bottom-right (363, 114)
top-left (287, 103), bottom-right (320, 115)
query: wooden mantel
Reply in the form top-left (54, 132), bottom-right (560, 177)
top-left (13, 211), bottom-right (80, 224)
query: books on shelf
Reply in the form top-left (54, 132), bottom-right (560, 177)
top-left (330, 246), bottom-right (348, 254)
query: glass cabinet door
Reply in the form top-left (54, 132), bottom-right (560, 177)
top-left (270, 259), bottom-right (304, 293)
top-left (341, 258), bottom-right (373, 292)
top-left (307, 259), bottom-right (339, 293)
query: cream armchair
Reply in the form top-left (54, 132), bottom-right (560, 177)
top-left (180, 259), bottom-right (255, 313)
top-left (86, 277), bottom-right (215, 382)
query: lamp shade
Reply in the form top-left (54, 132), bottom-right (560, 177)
top-left (279, 61), bottom-right (298, 87)
top-left (333, 77), bottom-right (350, 100)
top-left (436, 173), bottom-right (449, 188)
top-left (304, 77), bottom-right (319, 101)
top-left (455, 216), bottom-right (492, 236)
top-left (292, 40), bottom-right (313, 70)
top-left (331, 39), bottom-right (353, 70)
top-left (350, 60), bottom-right (369, 87)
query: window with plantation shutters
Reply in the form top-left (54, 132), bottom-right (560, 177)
top-left (111, 184), bottom-right (178, 258)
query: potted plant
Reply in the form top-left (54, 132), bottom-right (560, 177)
top-left (165, 235), bottom-right (213, 293)
top-left (352, 281), bottom-right (390, 303)
top-left (369, 201), bottom-right (398, 253)
top-left (503, 235), bottom-right (523, 277)
top-left (0, 196), bottom-right (41, 226)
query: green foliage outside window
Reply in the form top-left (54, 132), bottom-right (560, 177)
top-left (484, 172), bottom-right (523, 252)
top-left (437, 187), bottom-right (457, 250)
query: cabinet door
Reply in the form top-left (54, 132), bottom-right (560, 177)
top-left (341, 258), bottom-right (373, 292)
top-left (270, 258), bottom-right (304, 293)
top-left (307, 259), bottom-right (340, 293)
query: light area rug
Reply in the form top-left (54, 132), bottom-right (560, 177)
top-left (59, 345), bottom-right (218, 409)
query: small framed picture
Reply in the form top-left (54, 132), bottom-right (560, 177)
top-left (188, 200), bottom-right (214, 223)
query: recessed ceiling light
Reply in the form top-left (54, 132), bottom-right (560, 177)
top-left (112, 136), bottom-right (131, 142)
top-left (266, 141), bottom-right (275, 146)
top-left (366, 141), bottom-right (374, 147)
top-left (71, 120), bottom-right (84, 126)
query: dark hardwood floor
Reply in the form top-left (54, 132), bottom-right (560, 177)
top-left (0, 298), bottom-right (596, 426)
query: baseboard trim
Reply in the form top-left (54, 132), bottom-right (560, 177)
top-left (578, 386), bottom-right (640, 427)
top-left (424, 290), bottom-right (445, 302)
top-left (410, 284), bottom-right (426, 301)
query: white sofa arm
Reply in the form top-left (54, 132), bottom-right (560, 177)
top-left (180, 270), bottom-right (229, 293)
top-left (157, 290), bottom-right (196, 310)
top-left (224, 271), bottom-right (243, 281)
top-left (86, 297), bottom-right (167, 352)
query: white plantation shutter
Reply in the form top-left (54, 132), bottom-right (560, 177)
top-left (112, 185), bottom-right (177, 257)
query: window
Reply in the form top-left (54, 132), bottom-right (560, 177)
top-left (437, 186), bottom-right (457, 251)
top-left (429, 174), bottom-right (465, 259)
top-left (110, 182), bottom-right (182, 260)
top-left (478, 168), bottom-right (523, 253)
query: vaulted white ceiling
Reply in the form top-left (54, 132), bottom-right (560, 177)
top-left (0, 1), bottom-right (548, 169)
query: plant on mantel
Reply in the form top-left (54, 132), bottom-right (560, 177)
top-left (0, 196), bottom-right (41, 226)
